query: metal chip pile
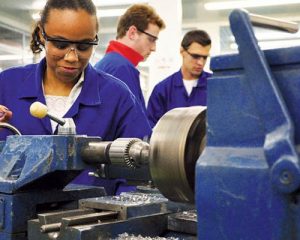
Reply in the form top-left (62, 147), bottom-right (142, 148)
top-left (113, 233), bottom-right (179, 240)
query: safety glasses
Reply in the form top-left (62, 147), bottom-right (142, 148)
top-left (41, 28), bottom-right (98, 59)
top-left (183, 47), bottom-right (209, 61)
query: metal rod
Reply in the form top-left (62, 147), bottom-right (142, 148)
top-left (81, 141), bottom-right (112, 164)
top-left (62, 211), bottom-right (118, 226)
top-left (47, 112), bottom-right (66, 126)
top-left (0, 122), bottom-right (21, 135)
top-left (40, 223), bottom-right (61, 233)
top-left (40, 211), bottom-right (118, 233)
top-left (249, 12), bottom-right (299, 33)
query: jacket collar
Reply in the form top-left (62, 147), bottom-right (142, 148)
top-left (18, 58), bottom-right (101, 123)
top-left (174, 69), bottom-right (209, 87)
top-left (17, 58), bottom-right (46, 106)
top-left (18, 58), bottom-right (101, 105)
top-left (106, 40), bottom-right (144, 66)
top-left (77, 64), bottom-right (101, 106)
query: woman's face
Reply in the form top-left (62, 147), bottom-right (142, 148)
top-left (42, 9), bottom-right (98, 84)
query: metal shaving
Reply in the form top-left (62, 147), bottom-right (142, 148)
top-left (108, 192), bottom-right (167, 205)
top-left (177, 210), bottom-right (197, 220)
top-left (113, 233), bottom-right (179, 240)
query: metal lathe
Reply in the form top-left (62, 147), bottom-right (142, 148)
top-left (0, 9), bottom-right (300, 240)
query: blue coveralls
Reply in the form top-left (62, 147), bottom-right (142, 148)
top-left (0, 58), bottom-right (152, 194)
top-left (94, 52), bottom-right (146, 111)
top-left (146, 69), bottom-right (212, 128)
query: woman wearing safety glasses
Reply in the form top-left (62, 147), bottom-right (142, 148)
top-left (0, 0), bottom-right (151, 193)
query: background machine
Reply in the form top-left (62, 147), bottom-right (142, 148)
top-left (0, 8), bottom-right (299, 240)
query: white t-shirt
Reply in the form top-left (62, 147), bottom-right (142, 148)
top-left (44, 73), bottom-right (84, 132)
top-left (183, 79), bottom-right (198, 96)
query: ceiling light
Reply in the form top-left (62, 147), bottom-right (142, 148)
top-left (32, 0), bottom-right (46, 10)
top-left (32, 13), bottom-right (41, 20)
top-left (97, 8), bottom-right (126, 18)
top-left (32, 0), bottom-right (148, 10)
top-left (31, 8), bottom-right (126, 20)
top-left (93, 0), bottom-right (148, 7)
top-left (0, 54), bottom-right (33, 61)
top-left (204, 0), bottom-right (300, 10)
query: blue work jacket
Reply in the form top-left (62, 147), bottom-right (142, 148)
top-left (0, 58), bottom-right (151, 140)
top-left (0, 59), bottom-right (152, 195)
top-left (146, 69), bottom-right (212, 128)
top-left (94, 52), bottom-right (146, 111)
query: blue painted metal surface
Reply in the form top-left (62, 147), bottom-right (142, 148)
top-left (0, 135), bottom-right (105, 240)
top-left (196, 9), bottom-right (300, 240)
top-left (0, 135), bottom-right (99, 193)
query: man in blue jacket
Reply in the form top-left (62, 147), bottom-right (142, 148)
top-left (146, 30), bottom-right (212, 128)
top-left (94, 4), bottom-right (165, 111)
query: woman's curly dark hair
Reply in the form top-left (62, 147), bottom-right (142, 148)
top-left (30, 0), bottom-right (98, 54)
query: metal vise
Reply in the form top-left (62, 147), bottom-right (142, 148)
top-left (0, 135), bottom-right (109, 240)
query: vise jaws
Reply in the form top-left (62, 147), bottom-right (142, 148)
top-left (0, 134), bottom-right (108, 240)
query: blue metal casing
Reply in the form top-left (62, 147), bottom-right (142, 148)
top-left (0, 135), bottom-right (105, 240)
top-left (196, 9), bottom-right (300, 240)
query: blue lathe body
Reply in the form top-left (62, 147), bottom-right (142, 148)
top-left (197, 9), bottom-right (300, 240)
top-left (0, 135), bottom-right (106, 240)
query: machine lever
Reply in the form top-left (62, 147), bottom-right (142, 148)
top-left (40, 211), bottom-right (118, 233)
top-left (248, 11), bottom-right (298, 33)
top-left (30, 101), bottom-right (66, 126)
top-left (0, 122), bottom-right (21, 135)
top-left (30, 102), bottom-right (76, 134)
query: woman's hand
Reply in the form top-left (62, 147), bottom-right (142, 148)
top-left (0, 105), bottom-right (12, 122)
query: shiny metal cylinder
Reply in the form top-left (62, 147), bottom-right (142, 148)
top-left (80, 141), bottom-right (111, 164)
top-left (249, 12), bottom-right (298, 33)
top-left (149, 106), bottom-right (206, 204)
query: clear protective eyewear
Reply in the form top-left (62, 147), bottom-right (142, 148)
top-left (136, 27), bottom-right (158, 43)
top-left (41, 28), bottom-right (98, 59)
top-left (183, 47), bottom-right (209, 61)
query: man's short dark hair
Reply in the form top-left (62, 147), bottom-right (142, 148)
top-left (181, 30), bottom-right (211, 49)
